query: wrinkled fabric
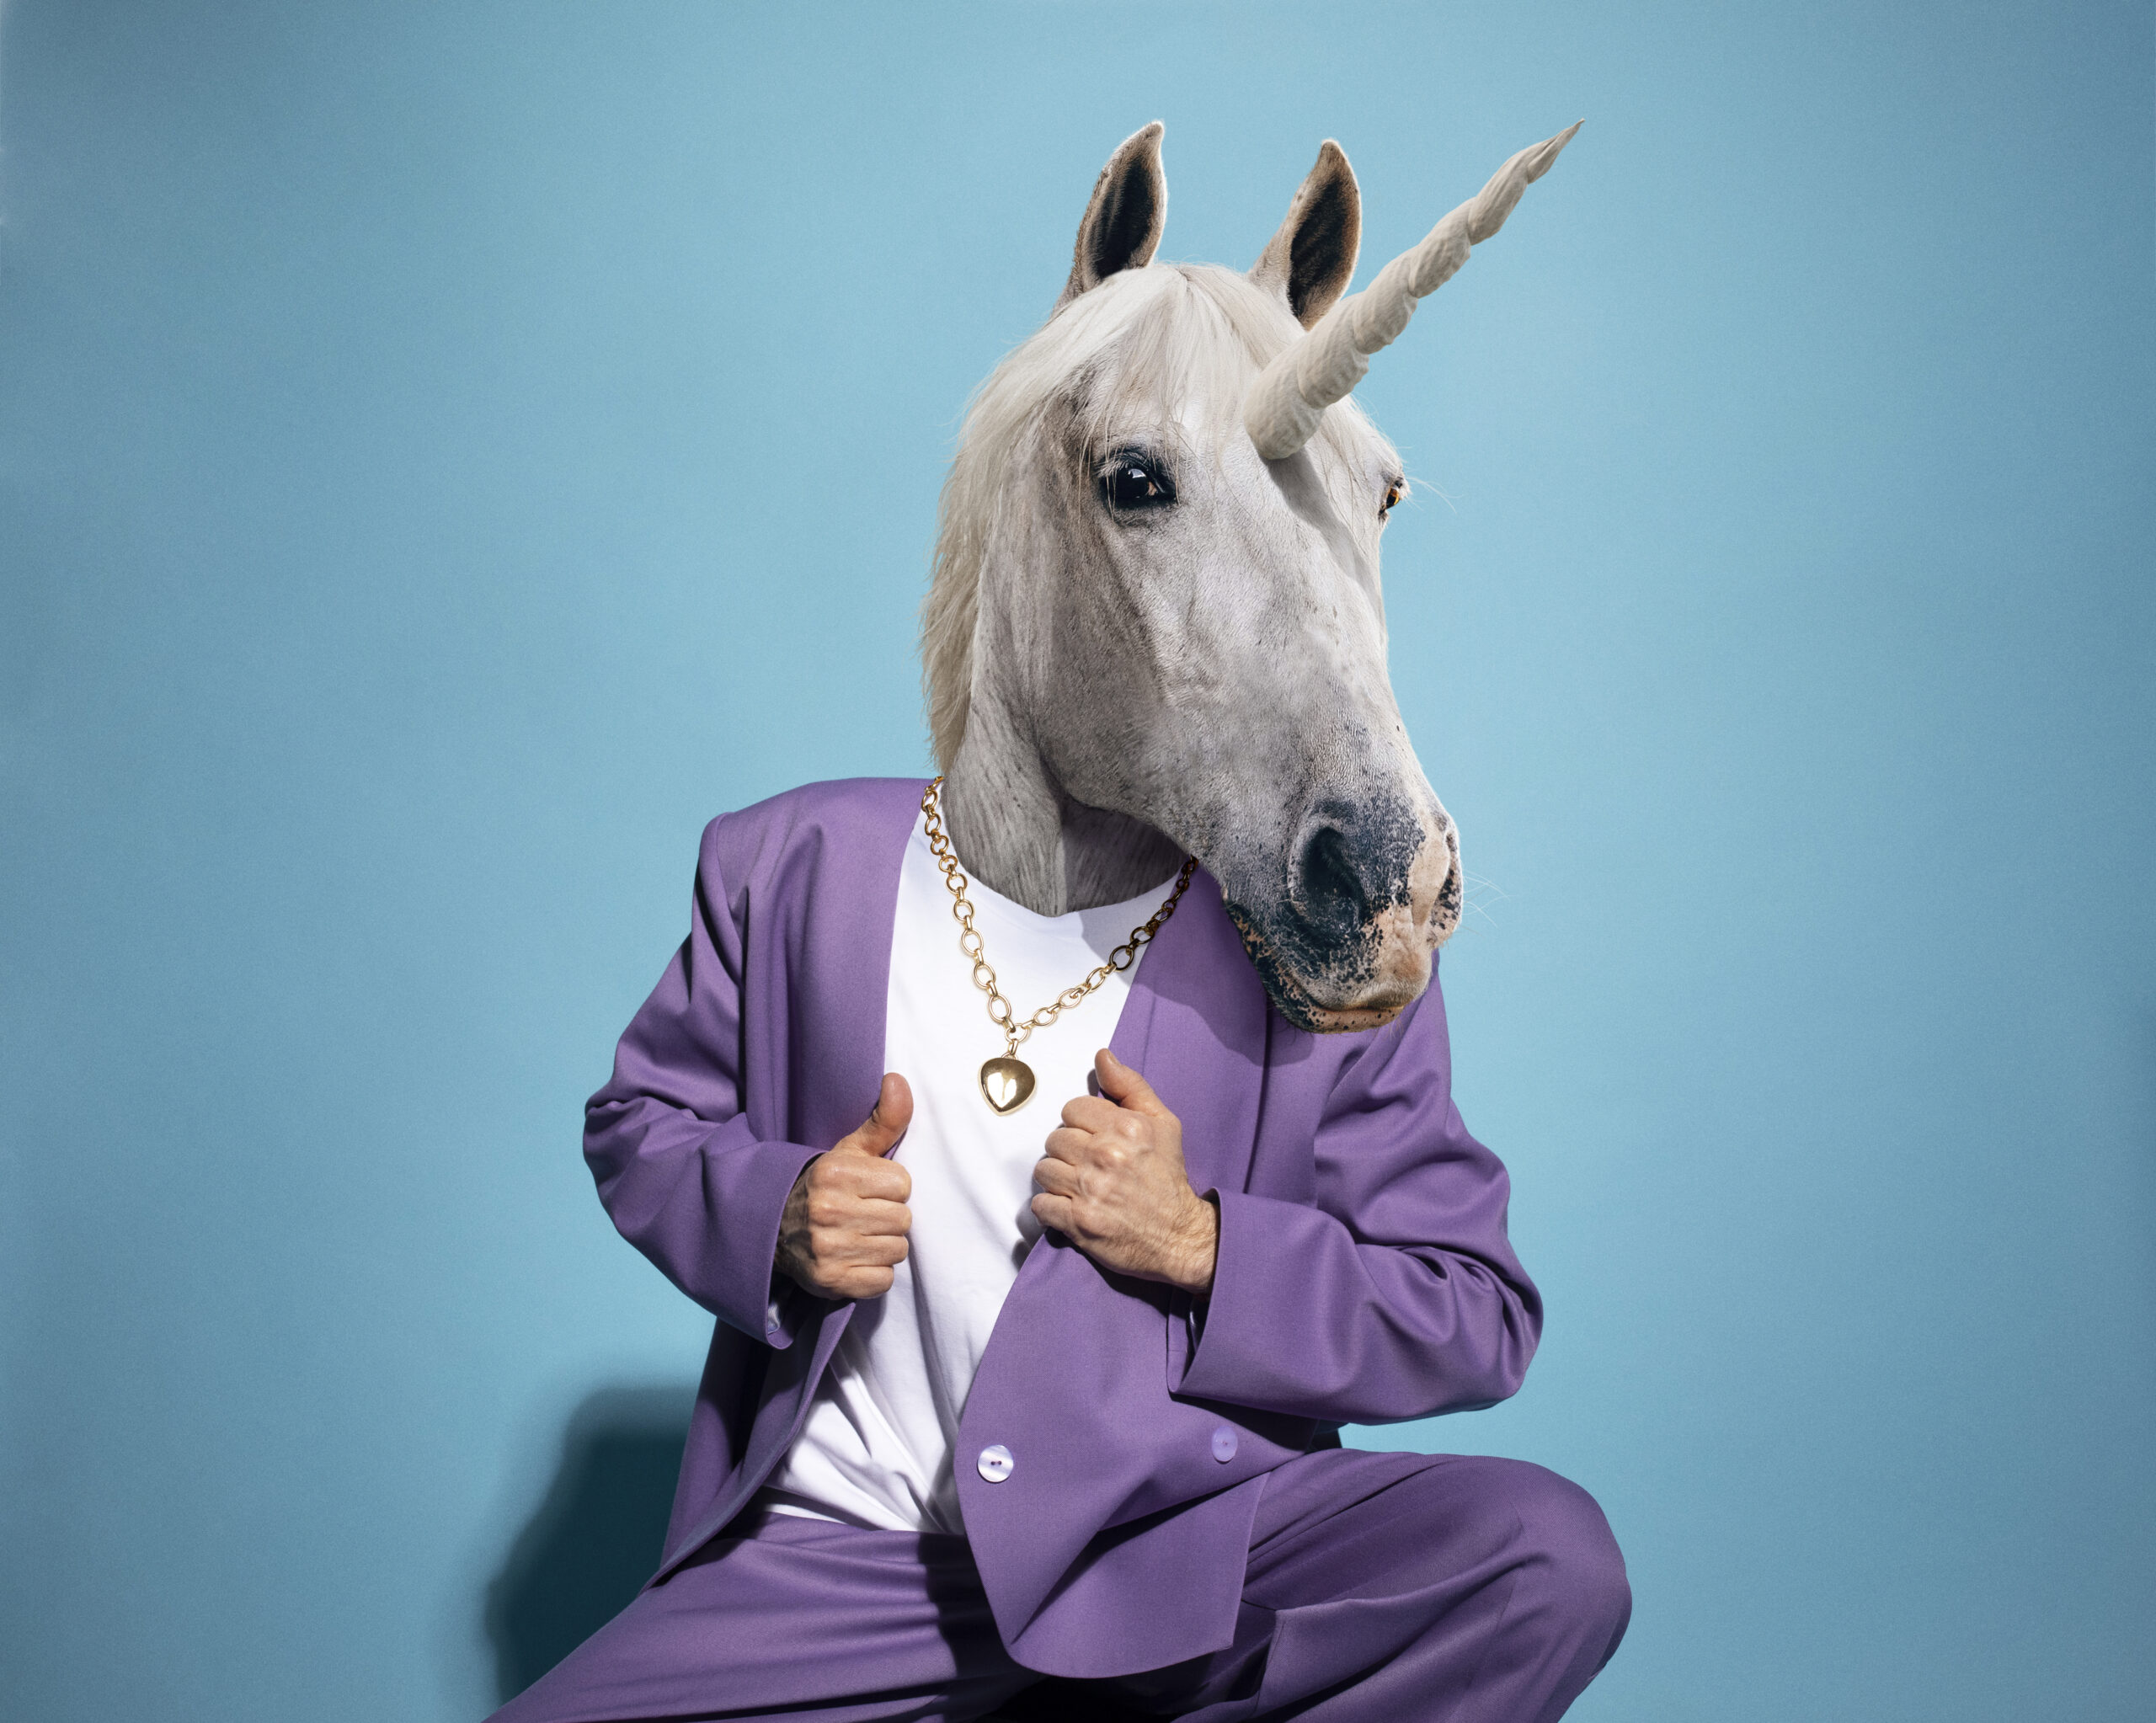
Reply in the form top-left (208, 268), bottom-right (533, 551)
top-left (488, 1449), bottom-right (1629, 1723)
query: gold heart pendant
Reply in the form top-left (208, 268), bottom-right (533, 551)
top-left (979, 1056), bottom-right (1036, 1115)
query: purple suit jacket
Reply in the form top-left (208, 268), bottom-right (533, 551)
top-left (584, 778), bottom-right (1541, 1678)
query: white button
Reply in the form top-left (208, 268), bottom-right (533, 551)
top-left (977, 1443), bottom-right (1014, 1483)
top-left (1211, 1426), bottom-right (1238, 1463)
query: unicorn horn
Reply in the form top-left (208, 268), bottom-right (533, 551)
top-left (1244, 122), bottom-right (1582, 461)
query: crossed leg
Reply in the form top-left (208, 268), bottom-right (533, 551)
top-left (1096, 1449), bottom-right (1630, 1722)
top-left (488, 1450), bottom-right (1628, 1723)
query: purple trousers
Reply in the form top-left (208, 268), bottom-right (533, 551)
top-left (489, 1450), bottom-right (1629, 1723)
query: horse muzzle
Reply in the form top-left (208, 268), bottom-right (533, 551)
top-left (1223, 799), bottom-right (1460, 1033)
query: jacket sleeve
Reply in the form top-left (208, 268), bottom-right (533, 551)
top-left (582, 816), bottom-right (824, 1347)
top-left (1174, 976), bottom-right (1543, 1423)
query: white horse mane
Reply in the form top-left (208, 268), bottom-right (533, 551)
top-left (921, 260), bottom-right (1390, 770)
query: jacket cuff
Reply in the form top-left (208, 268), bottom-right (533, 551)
top-left (724, 1138), bottom-right (825, 1348)
top-left (1172, 1188), bottom-right (1322, 1400)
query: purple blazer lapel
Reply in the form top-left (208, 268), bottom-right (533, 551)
top-left (954, 869), bottom-right (1278, 1646)
top-left (659, 776), bottom-right (920, 1579)
top-left (1110, 866), bottom-right (1271, 1198)
top-left (763, 777), bottom-right (921, 1150)
top-left (750, 772), bottom-right (924, 1382)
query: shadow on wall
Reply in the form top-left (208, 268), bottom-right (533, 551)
top-left (485, 1384), bottom-right (696, 1706)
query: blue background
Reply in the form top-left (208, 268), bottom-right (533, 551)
top-left (3, 3), bottom-right (2149, 1718)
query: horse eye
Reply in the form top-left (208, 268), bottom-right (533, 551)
top-left (1099, 451), bottom-right (1176, 512)
top-left (1381, 479), bottom-right (1406, 518)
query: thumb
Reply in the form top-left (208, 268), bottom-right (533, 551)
top-left (841, 1072), bottom-right (913, 1157)
top-left (1096, 1048), bottom-right (1169, 1118)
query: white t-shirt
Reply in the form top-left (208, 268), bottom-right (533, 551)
top-left (754, 809), bottom-right (1171, 1534)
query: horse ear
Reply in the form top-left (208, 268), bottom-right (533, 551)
top-left (1251, 141), bottom-right (1362, 329)
top-left (1057, 122), bottom-right (1167, 312)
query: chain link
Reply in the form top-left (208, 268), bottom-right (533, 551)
top-left (921, 776), bottom-right (1198, 1056)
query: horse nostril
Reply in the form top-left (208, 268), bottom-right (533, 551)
top-left (1295, 824), bottom-right (1369, 941)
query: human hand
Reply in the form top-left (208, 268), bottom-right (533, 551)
top-left (1032, 1050), bottom-right (1218, 1294)
top-left (775, 1073), bottom-right (914, 1299)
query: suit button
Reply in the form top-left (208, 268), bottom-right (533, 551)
top-left (1211, 1426), bottom-right (1238, 1463)
top-left (977, 1443), bottom-right (1014, 1483)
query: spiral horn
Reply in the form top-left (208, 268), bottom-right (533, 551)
top-left (1244, 123), bottom-right (1582, 461)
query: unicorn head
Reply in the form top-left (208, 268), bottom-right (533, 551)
top-left (923, 121), bottom-right (1577, 1032)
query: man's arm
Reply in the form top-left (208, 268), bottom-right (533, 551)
top-left (1033, 978), bottom-right (1540, 1425)
top-left (584, 816), bottom-right (910, 1345)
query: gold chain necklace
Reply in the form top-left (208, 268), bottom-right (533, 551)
top-left (921, 776), bottom-right (1197, 1114)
